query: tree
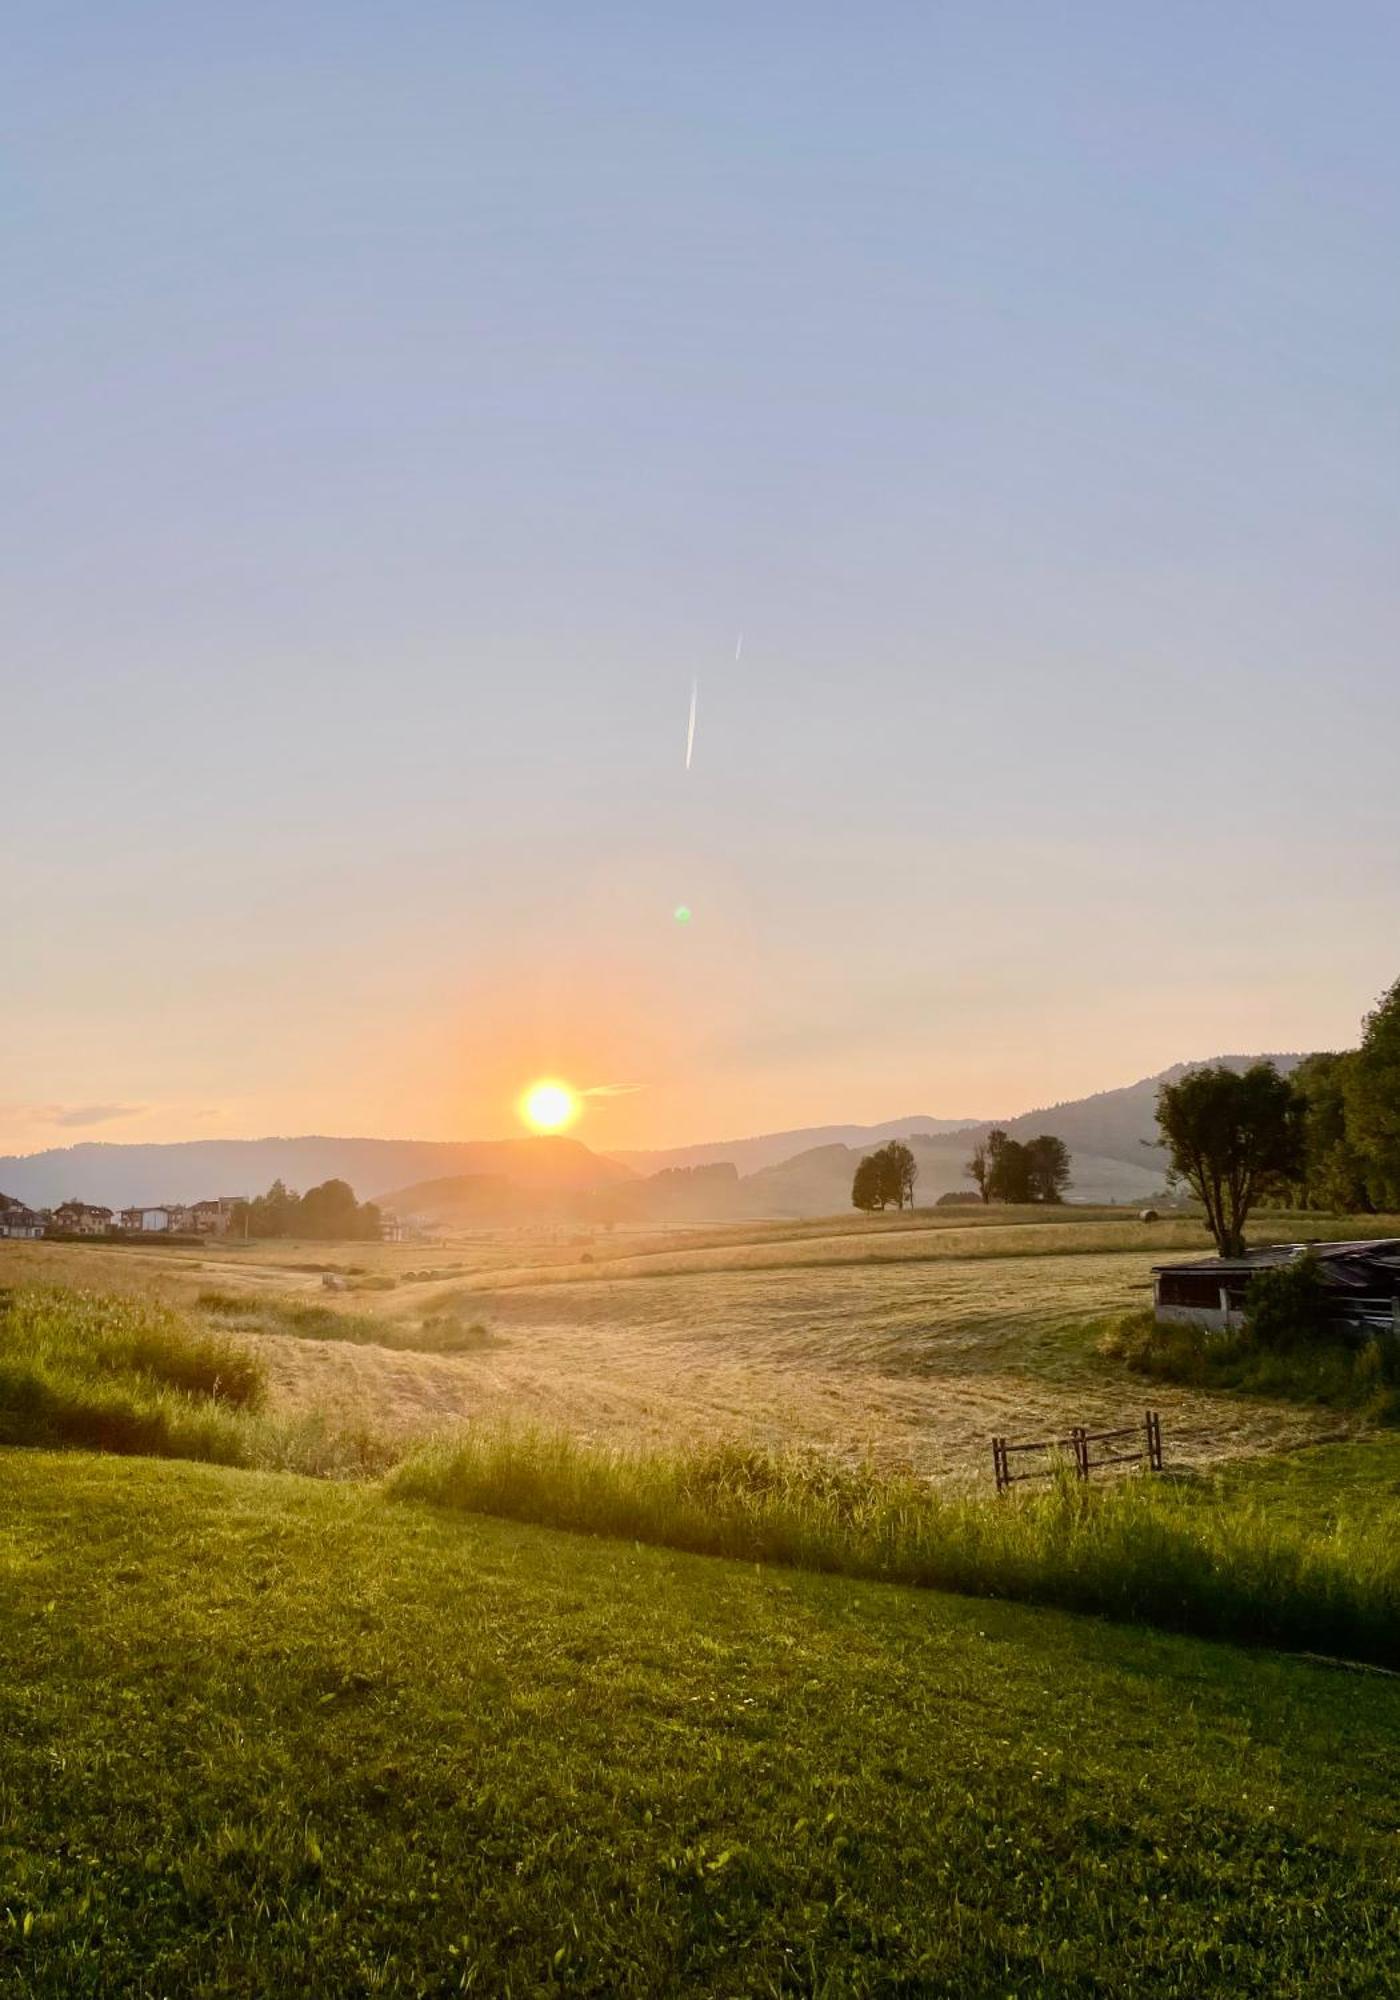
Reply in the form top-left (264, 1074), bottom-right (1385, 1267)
top-left (851, 1155), bottom-right (883, 1213)
top-left (300, 1178), bottom-right (362, 1239)
top-left (1346, 977), bottom-right (1400, 1211)
top-left (858, 1142), bottom-right (918, 1211)
top-left (1292, 1051), bottom-right (1371, 1213)
top-left (230, 1177), bottom-right (383, 1241)
top-left (1155, 1062), bottom-right (1303, 1258)
top-left (1024, 1134), bottom-right (1071, 1204)
top-left (966, 1140), bottom-right (991, 1203)
top-left (986, 1133), bottom-right (1031, 1203)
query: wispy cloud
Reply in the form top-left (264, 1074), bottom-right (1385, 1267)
top-left (30, 1104), bottom-right (145, 1129)
top-left (582, 1083), bottom-right (643, 1099)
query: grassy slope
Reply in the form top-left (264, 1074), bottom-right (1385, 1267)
top-left (2, 1453), bottom-right (1398, 1997)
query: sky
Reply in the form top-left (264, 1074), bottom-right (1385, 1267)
top-left (4, 3), bottom-right (1399, 1154)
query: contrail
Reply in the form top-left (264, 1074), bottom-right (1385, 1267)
top-left (685, 676), bottom-right (698, 771)
top-left (735, 631), bottom-right (743, 660)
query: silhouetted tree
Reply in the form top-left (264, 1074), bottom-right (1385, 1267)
top-left (966, 1139), bottom-right (991, 1203)
top-left (230, 1177), bottom-right (383, 1241)
top-left (1155, 1062), bottom-right (1302, 1258)
top-left (1346, 977), bottom-right (1400, 1211)
top-left (1293, 1052), bottom-right (1371, 1212)
top-left (889, 1141), bottom-right (918, 1211)
top-left (1025, 1135), bottom-right (1072, 1204)
top-left (862, 1141), bottom-right (916, 1211)
top-left (851, 1155), bottom-right (883, 1213)
top-left (986, 1134), bottom-right (1031, 1203)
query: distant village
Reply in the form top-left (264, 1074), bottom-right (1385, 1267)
top-left (0, 1192), bottom-right (404, 1243)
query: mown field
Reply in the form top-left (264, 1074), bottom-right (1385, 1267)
top-left (2, 1449), bottom-right (1398, 1998)
top-left (7, 1206), bottom-right (1391, 1480)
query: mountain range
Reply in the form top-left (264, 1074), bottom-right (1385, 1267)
top-left (0, 1055), bottom-right (1304, 1222)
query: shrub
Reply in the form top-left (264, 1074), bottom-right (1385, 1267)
top-left (1108, 1300), bottom-right (1400, 1422)
top-left (1244, 1253), bottom-right (1334, 1352)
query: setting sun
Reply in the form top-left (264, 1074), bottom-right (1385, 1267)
top-left (519, 1079), bottom-right (581, 1133)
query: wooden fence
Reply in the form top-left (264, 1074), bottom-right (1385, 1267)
top-left (992, 1411), bottom-right (1163, 1495)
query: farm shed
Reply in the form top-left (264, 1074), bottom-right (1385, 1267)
top-left (1153, 1239), bottom-right (1400, 1336)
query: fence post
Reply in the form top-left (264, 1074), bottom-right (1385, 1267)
top-left (1146, 1410), bottom-right (1163, 1473)
top-left (992, 1437), bottom-right (1007, 1495)
top-left (1070, 1426), bottom-right (1089, 1480)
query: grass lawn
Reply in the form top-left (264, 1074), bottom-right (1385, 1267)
top-left (1209, 1432), bottom-right (1400, 1532)
top-left (2, 1451), bottom-right (1398, 1996)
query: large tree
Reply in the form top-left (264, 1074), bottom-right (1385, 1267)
top-left (231, 1177), bottom-right (382, 1242)
top-left (851, 1155), bottom-right (883, 1212)
top-left (986, 1132), bottom-right (1031, 1203)
top-left (1155, 1062), bottom-right (1303, 1258)
top-left (1346, 977), bottom-right (1400, 1211)
top-left (864, 1141), bottom-right (917, 1211)
top-left (888, 1141), bottom-right (918, 1211)
top-left (965, 1136), bottom-right (993, 1203)
top-left (1024, 1134), bottom-right (1072, 1204)
top-left (1292, 1051), bottom-right (1371, 1213)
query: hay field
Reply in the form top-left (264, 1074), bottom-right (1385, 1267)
top-left (7, 1209), bottom-right (1387, 1484)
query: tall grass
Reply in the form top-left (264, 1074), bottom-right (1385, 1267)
top-left (0, 1286), bottom-right (396, 1476)
top-left (197, 1290), bottom-right (495, 1352)
top-left (388, 1427), bottom-right (1400, 1668)
top-left (0, 1287), bottom-right (264, 1463)
top-left (1105, 1309), bottom-right (1400, 1422)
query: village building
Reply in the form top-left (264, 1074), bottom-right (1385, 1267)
top-left (1153, 1239), bottom-right (1400, 1337)
top-left (189, 1196), bottom-right (246, 1236)
top-left (52, 1200), bottom-right (114, 1235)
top-left (118, 1205), bottom-right (190, 1233)
top-left (0, 1195), bottom-right (47, 1240)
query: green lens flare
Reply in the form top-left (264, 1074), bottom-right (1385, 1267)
top-left (673, 905), bottom-right (692, 924)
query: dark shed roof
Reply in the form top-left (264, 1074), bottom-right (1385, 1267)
top-left (1153, 1239), bottom-right (1400, 1293)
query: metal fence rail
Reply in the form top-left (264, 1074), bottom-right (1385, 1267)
top-left (992, 1411), bottom-right (1163, 1495)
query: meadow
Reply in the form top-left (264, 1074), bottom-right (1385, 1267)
top-left (5, 1206), bottom-right (1382, 1479)
top-left (2, 1450), bottom-right (1398, 1997)
top-left (3, 1210), bottom-right (1400, 1990)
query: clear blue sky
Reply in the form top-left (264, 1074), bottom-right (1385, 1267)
top-left (4, 3), bottom-right (1399, 1149)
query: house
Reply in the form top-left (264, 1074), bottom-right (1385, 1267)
top-left (119, 1205), bottom-right (185, 1234)
top-left (0, 1194), bottom-right (47, 1240)
top-left (189, 1196), bottom-right (245, 1236)
top-left (52, 1200), bottom-right (114, 1236)
top-left (1153, 1239), bottom-right (1400, 1336)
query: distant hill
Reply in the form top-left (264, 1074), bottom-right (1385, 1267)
top-left (609, 1116), bottom-right (982, 1178)
top-left (997, 1054), bottom-right (1306, 1175)
top-left (0, 1134), bottom-right (632, 1211)
top-left (0, 1055), bottom-right (1309, 1222)
top-left (739, 1133), bottom-right (1164, 1214)
top-left (383, 1161), bottom-right (747, 1229)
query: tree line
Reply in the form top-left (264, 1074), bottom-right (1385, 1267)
top-left (1155, 974), bottom-right (1400, 1258)
top-left (850, 1131), bottom-right (1072, 1213)
top-left (231, 1178), bottom-right (383, 1241)
top-left (965, 1130), bottom-right (1071, 1205)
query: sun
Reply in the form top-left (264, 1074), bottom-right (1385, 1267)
top-left (519, 1078), bottom-right (581, 1134)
